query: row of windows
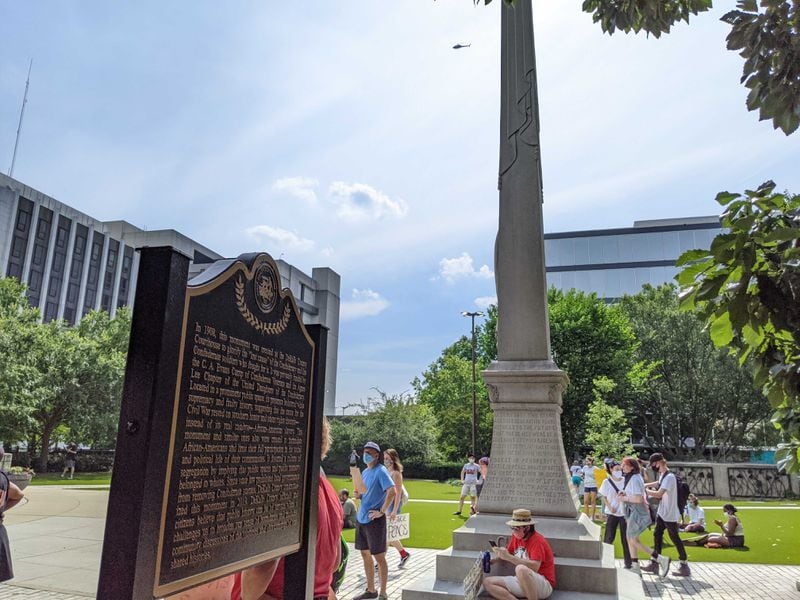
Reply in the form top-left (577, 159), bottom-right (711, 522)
top-left (4, 197), bottom-right (134, 323)
top-left (544, 228), bottom-right (720, 268)
top-left (546, 265), bottom-right (681, 300)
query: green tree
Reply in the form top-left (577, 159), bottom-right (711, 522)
top-left (325, 390), bottom-right (443, 472)
top-left (416, 289), bottom-right (638, 459)
top-left (676, 181), bottom-right (800, 470)
top-left (0, 277), bottom-right (131, 468)
top-left (620, 284), bottom-right (774, 458)
top-left (413, 353), bottom-right (493, 460)
top-left (475, 0), bottom-right (799, 134)
top-left (584, 376), bottom-right (635, 460)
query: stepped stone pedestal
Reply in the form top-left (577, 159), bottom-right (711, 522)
top-left (402, 364), bottom-right (642, 600)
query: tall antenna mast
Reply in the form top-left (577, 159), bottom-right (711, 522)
top-left (8, 59), bottom-right (33, 178)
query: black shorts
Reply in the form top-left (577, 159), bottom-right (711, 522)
top-left (355, 515), bottom-right (387, 555)
top-left (727, 535), bottom-right (745, 548)
top-left (584, 486), bottom-right (598, 493)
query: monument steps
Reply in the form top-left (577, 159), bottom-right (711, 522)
top-left (434, 546), bottom-right (616, 593)
top-left (452, 515), bottom-right (604, 560)
top-left (402, 574), bottom-right (642, 600)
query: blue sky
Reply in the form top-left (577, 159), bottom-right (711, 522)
top-left (2, 2), bottom-right (798, 412)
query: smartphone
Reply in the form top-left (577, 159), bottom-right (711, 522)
top-left (489, 540), bottom-right (497, 548)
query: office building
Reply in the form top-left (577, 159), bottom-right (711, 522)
top-left (0, 172), bottom-right (340, 414)
top-left (544, 216), bottom-right (722, 300)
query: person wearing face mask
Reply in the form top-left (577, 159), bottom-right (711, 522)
top-left (684, 504), bottom-right (745, 548)
top-left (352, 441), bottom-right (396, 600)
top-left (453, 454), bottom-right (480, 516)
top-left (617, 457), bottom-right (655, 571)
top-left (599, 460), bottom-right (632, 569)
top-left (680, 494), bottom-right (705, 533)
top-left (383, 448), bottom-right (410, 568)
top-left (482, 509), bottom-right (555, 600)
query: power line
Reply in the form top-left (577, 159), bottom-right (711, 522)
top-left (8, 59), bottom-right (33, 177)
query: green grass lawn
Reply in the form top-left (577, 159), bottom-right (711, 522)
top-left (602, 504), bottom-right (799, 566)
top-left (329, 475), bottom-right (799, 564)
top-left (28, 472), bottom-right (112, 486)
top-left (28, 471), bottom-right (798, 564)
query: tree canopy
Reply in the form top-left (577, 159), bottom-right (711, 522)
top-left (0, 277), bottom-right (131, 469)
top-left (676, 182), bottom-right (800, 471)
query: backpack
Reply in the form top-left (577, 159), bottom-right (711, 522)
top-left (675, 474), bottom-right (691, 517)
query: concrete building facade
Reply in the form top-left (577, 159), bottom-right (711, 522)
top-left (544, 216), bottom-right (722, 300)
top-left (0, 173), bottom-right (340, 414)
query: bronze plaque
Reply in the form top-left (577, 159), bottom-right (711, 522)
top-left (153, 254), bottom-right (314, 597)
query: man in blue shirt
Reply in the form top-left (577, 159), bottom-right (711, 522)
top-left (353, 441), bottom-right (396, 600)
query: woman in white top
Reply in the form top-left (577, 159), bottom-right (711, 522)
top-left (680, 494), bottom-right (705, 533)
top-left (384, 449), bottom-right (411, 567)
top-left (599, 460), bottom-right (633, 568)
top-left (581, 456), bottom-right (599, 521)
top-left (617, 456), bottom-right (655, 568)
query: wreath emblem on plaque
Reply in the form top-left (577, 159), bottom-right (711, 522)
top-left (235, 271), bottom-right (291, 335)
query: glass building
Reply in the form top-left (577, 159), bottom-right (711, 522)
top-left (544, 216), bottom-right (722, 300)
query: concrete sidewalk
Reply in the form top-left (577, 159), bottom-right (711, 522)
top-left (1, 486), bottom-right (798, 599)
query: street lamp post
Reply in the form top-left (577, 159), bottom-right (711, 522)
top-left (462, 310), bottom-right (484, 455)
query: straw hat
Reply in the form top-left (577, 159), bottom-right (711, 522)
top-left (506, 508), bottom-right (536, 527)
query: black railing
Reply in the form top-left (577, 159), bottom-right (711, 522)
top-left (673, 464), bottom-right (715, 497)
top-left (728, 467), bottom-right (792, 499)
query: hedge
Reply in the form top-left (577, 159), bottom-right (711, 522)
top-left (321, 457), bottom-right (463, 481)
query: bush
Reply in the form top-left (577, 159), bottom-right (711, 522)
top-left (320, 457), bottom-right (463, 482)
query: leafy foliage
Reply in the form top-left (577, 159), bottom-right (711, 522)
top-left (584, 376), bottom-right (635, 459)
top-left (620, 284), bottom-right (774, 458)
top-left (0, 277), bottom-right (131, 469)
top-left (676, 181), bottom-right (800, 471)
top-left (722, 0), bottom-right (800, 135)
top-left (415, 290), bottom-right (638, 459)
top-left (582, 0), bottom-right (712, 37)
top-left (324, 390), bottom-right (443, 474)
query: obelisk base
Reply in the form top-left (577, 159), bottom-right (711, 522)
top-left (478, 360), bottom-right (578, 517)
top-left (403, 360), bottom-right (643, 599)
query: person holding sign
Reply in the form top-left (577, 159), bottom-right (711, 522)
top-left (383, 448), bottom-right (410, 568)
top-left (352, 441), bottom-right (395, 600)
top-left (482, 509), bottom-right (555, 600)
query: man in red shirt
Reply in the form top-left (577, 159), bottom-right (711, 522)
top-left (483, 509), bottom-right (555, 600)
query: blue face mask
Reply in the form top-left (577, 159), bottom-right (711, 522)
top-left (363, 453), bottom-right (374, 465)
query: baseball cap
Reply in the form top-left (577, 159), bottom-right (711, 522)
top-left (363, 441), bottom-right (381, 453)
top-left (649, 452), bottom-right (665, 465)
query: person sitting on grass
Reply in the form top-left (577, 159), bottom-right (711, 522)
top-left (680, 494), bottom-right (705, 533)
top-left (483, 509), bottom-right (555, 600)
top-left (684, 503), bottom-right (745, 548)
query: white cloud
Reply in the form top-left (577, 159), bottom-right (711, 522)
top-left (245, 225), bottom-right (315, 252)
top-left (272, 176), bottom-right (319, 204)
top-left (474, 296), bottom-right (497, 310)
top-left (329, 181), bottom-right (408, 221)
top-left (340, 288), bottom-right (390, 321)
top-left (437, 253), bottom-right (494, 284)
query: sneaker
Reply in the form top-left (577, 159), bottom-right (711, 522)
top-left (640, 561), bottom-right (659, 575)
top-left (672, 563), bottom-right (691, 577)
top-left (398, 552), bottom-right (410, 568)
top-left (353, 591), bottom-right (379, 600)
top-left (452, 511), bottom-right (462, 515)
top-left (657, 555), bottom-right (671, 579)
top-left (378, 595), bottom-right (388, 600)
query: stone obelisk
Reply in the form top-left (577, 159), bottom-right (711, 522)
top-left (404, 2), bottom-right (636, 596)
top-left (476, 0), bottom-right (579, 519)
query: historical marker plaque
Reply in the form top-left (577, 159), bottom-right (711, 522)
top-left (153, 253), bottom-right (315, 597)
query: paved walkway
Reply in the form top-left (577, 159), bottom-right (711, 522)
top-left (1, 486), bottom-right (798, 599)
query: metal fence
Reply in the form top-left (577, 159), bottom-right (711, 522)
top-left (727, 467), bottom-right (793, 499)
top-left (673, 464), bottom-right (715, 496)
